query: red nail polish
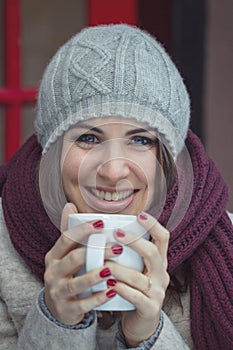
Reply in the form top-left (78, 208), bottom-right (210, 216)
top-left (92, 220), bottom-right (104, 229)
top-left (107, 279), bottom-right (117, 287)
top-left (99, 267), bottom-right (111, 278)
top-left (106, 289), bottom-right (117, 298)
top-left (139, 212), bottom-right (147, 220)
top-left (116, 229), bottom-right (125, 238)
top-left (111, 244), bottom-right (123, 255)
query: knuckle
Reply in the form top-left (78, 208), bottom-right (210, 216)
top-left (125, 233), bottom-right (137, 246)
top-left (78, 299), bottom-right (88, 314)
top-left (67, 250), bottom-right (79, 266)
top-left (60, 233), bottom-right (69, 245)
top-left (86, 275), bottom-right (103, 292)
top-left (158, 288), bottom-right (166, 302)
top-left (50, 286), bottom-right (60, 301)
top-left (85, 273), bottom-right (95, 286)
top-left (94, 291), bottom-right (113, 309)
top-left (151, 302), bottom-right (162, 316)
top-left (146, 245), bottom-right (159, 259)
top-left (44, 261), bottom-right (59, 283)
top-left (44, 251), bottom-right (52, 267)
top-left (164, 272), bottom-right (170, 288)
top-left (95, 293), bottom-right (105, 305)
top-left (161, 228), bottom-right (170, 241)
top-left (154, 229), bottom-right (169, 246)
top-left (128, 290), bottom-right (143, 305)
top-left (44, 269), bottom-right (53, 285)
top-left (66, 279), bottom-right (76, 296)
top-left (150, 221), bottom-right (170, 241)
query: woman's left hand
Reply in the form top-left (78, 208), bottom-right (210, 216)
top-left (104, 212), bottom-right (170, 347)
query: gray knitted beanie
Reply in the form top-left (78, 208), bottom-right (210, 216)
top-left (35, 24), bottom-right (190, 158)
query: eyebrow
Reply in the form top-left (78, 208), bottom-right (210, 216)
top-left (77, 124), bottom-right (155, 136)
top-left (76, 124), bottom-right (104, 134)
top-left (125, 128), bottom-right (155, 136)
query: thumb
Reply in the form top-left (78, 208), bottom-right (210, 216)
top-left (60, 202), bottom-right (78, 232)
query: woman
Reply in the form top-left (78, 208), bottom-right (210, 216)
top-left (0, 24), bottom-right (232, 349)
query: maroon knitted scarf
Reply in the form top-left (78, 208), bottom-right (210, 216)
top-left (0, 131), bottom-right (232, 349)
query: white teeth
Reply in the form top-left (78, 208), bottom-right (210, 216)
top-left (112, 192), bottom-right (119, 201)
top-left (105, 192), bottom-right (112, 201)
top-left (91, 189), bottom-right (134, 201)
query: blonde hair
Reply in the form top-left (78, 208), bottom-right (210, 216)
top-left (39, 137), bottom-right (66, 229)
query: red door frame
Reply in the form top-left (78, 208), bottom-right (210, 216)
top-left (88, 0), bottom-right (137, 26)
top-left (0, 0), bottom-right (137, 162)
top-left (1, 0), bottom-right (37, 162)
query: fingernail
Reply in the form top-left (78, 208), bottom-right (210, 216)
top-left (116, 229), bottom-right (125, 238)
top-left (107, 279), bottom-right (117, 287)
top-left (111, 244), bottom-right (123, 255)
top-left (106, 289), bottom-right (117, 298)
top-left (92, 220), bottom-right (104, 229)
top-left (99, 267), bottom-right (111, 278)
top-left (139, 212), bottom-right (147, 220)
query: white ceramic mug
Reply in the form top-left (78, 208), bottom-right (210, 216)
top-left (68, 213), bottom-right (149, 311)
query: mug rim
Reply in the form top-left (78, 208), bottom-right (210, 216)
top-left (68, 213), bottom-right (137, 221)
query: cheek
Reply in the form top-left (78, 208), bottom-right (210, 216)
top-left (61, 149), bottom-right (82, 186)
top-left (61, 149), bottom-right (98, 187)
top-left (145, 164), bottom-right (157, 193)
top-left (135, 154), bottom-right (157, 187)
top-left (63, 161), bottom-right (77, 182)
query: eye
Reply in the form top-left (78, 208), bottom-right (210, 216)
top-left (130, 135), bottom-right (157, 148)
top-left (75, 133), bottom-right (100, 148)
top-left (132, 136), bottom-right (149, 145)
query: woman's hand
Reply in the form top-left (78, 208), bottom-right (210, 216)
top-left (104, 212), bottom-right (170, 347)
top-left (44, 203), bottom-right (121, 326)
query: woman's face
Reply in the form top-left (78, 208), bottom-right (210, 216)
top-left (61, 117), bottom-right (158, 215)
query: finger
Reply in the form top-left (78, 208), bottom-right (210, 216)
top-left (57, 266), bottom-right (113, 298)
top-left (45, 220), bottom-right (104, 263)
top-left (105, 252), bottom-right (169, 293)
top-left (46, 287), bottom-right (117, 326)
top-left (105, 260), bottom-right (147, 292)
top-left (106, 275), bottom-right (164, 318)
top-left (137, 212), bottom-right (170, 264)
top-left (68, 287), bottom-right (117, 316)
top-left (53, 241), bottom-right (123, 278)
top-left (113, 228), bottom-right (163, 274)
top-left (108, 280), bottom-right (151, 312)
top-left (117, 282), bottom-right (161, 319)
top-left (50, 247), bottom-right (86, 278)
top-left (60, 202), bottom-right (78, 232)
top-left (105, 242), bottom-right (124, 259)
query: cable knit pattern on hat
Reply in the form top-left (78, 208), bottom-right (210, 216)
top-left (34, 24), bottom-right (190, 157)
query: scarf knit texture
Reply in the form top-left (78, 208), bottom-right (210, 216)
top-left (0, 130), bottom-right (232, 349)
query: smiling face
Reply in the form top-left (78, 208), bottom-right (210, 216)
top-left (61, 117), bottom-right (159, 215)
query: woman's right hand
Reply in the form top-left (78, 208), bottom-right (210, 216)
top-left (44, 203), bottom-right (119, 325)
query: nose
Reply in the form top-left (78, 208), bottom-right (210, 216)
top-left (97, 158), bottom-right (131, 183)
top-left (97, 142), bottom-right (131, 183)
